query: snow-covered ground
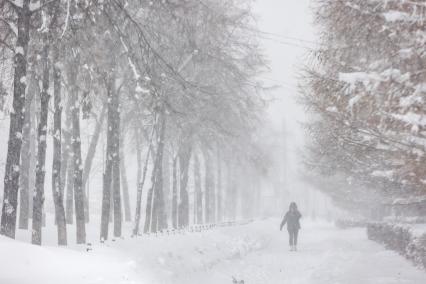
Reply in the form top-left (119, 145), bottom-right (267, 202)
top-left (1, 219), bottom-right (425, 284)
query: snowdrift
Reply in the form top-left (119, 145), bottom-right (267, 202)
top-left (0, 220), bottom-right (269, 284)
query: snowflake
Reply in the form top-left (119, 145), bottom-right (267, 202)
top-left (12, 165), bottom-right (19, 172)
top-left (4, 199), bottom-right (14, 215)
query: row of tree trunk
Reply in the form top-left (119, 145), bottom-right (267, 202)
top-left (0, 0), bottom-right (31, 239)
top-left (0, 0), bottom-right (260, 247)
top-left (0, 13), bottom-right (129, 244)
top-left (132, 123), bottom-right (246, 235)
top-left (0, 8), bottom-right (247, 242)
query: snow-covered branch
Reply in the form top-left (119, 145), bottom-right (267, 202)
top-left (29, 0), bottom-right (60, 13)
top-left (5, 0), bottom-right (23, 9)
top-left (0, 18), bottom-right (17, 36)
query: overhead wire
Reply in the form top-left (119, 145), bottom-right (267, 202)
top-left (242, 26), bottom-right (320, 46)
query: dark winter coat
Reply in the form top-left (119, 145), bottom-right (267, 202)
top-left (280, 210), bottom-right (301, 231)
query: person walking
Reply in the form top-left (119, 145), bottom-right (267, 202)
top-left (280, 202), bottom-right (302, 251)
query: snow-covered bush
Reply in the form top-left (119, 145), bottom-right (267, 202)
top-left (384, 214), bottom-right (426, 225)
top-left (367, 223), bottom-right (426, 269)
top-left (406, 234), bottom-right (426, 269)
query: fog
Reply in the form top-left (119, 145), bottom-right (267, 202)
top-left (0, 1), bottom-right (425, 283)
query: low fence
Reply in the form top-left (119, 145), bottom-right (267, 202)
top-left (133, 219), bottom-right (254, 237)
top-left (367, 223), bottom-right (426, 269)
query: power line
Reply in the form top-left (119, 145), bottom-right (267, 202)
top-left (258, 34), bottom-right (315, 50)
top-left (246, 26), bottom-right (319, 46)
top-left (240, 26), bottom-right (319, 49)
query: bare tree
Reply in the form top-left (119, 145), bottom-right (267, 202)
top-left (0, 0), bottom-right (31, 239)
top-left (51, 45), bottom-right (67, 245)
top-left (178, 140), bottom-right (191, 228)
top-left (32, 28), bottom-right (51, 245)
top-left (82, 103), bottom-right (107, 223)
top-left (69, 60), bottom-right (85, 244)
top-left (120, 134), bottom-right (131, 222)
top-left (18, 79), bottom-right (35, 229)
top-left (193, 154), bottom-right (203, 224)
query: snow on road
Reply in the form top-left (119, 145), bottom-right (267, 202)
top-left (1, 219), bottom-right (425, 284)
top-left (181, 220), bottom-right (426, 284)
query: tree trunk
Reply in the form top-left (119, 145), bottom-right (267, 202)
top-left (100, 81), bottom-right (114, 241)
top-left (226, 161), bottom-right (236, 221)
top-left (109, 185), bottom-right (113, 223)
top-left (28, 105), bottom-right (37, 219)
top-left (32, 37), bottom-right (50, 245)
top-left (152, 112), bottom-right (167, 231)
top-left (70, 63), bottom-right (85, 244)
top-left (120, 138), bottom-right (131, 222)
top-left (162, 143), bottom-right (171, 225)
top-left (216, 147), bottom-right (222, 223)
top-left (82, 104), bottom-right (106, 223)
top-left (112, 151), bottom-right (121, 237)
top-left (133, 182), bottom-right (144, 236)
top-left (100, 168), bottom-right (111, 241)
top-left (112, 81), bottom-right (121, 238)
top-left (132, 126), bottom-right (154, 236)
top-left (18, 77), bottom-right (35, 229)
top-left (0, 0), bottom-right (31, 239)
top-left (82, 105), bottom-right (106, 187)
top-left (143, 142), bottom-right (158, 232)
top-left (51, 47), bottom-right (67, 246)
top-left (203, 149), bottom-right (215, 224)
top-left (63, 96), bottom-right (74, 224)
top-left (144, 173), bottom-right (155, 233)
top-left (171, 156), bottom-right (178, 229)
top-left (144, 111), bottom-right (167, 233)
top-left (132, 129), bottom-right (142, 235)
top-left (100, 75), bottom-right (121, 240)
top-left (65, 151), bottom-right (74, 224)
top-left (178, 141), bottom-right (191, 228)
top-left (194, 154), bottom-right (203, 224)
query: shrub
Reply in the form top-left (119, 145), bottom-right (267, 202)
top-left (367, 223), bottom-right (426, 269)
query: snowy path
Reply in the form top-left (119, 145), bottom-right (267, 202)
top-left (1, 219), bottom-right (425, 284)
top-left (179, 220), bottom-right (426, 284)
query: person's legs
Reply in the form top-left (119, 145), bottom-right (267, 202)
top-left (288, 229), bottom-right (294, 246)
top-left (294, 229), bottom-right (299, 246)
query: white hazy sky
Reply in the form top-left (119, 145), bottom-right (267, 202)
top-left (253, 1), bottom-right (329, 208)
top-left (254, 0), bottom-right (315, 139)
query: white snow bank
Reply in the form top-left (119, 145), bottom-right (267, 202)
top-left (0, 220), bottom-right (269, 284)
top-left (114, 220), bottom-right (271, 282)
top-left (185, 220), bottom-right (426, 284)
top-left (0, 235), bottom-right (144, 284)
top-left (2, 219), bottom-right (425, 284)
